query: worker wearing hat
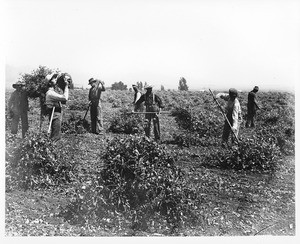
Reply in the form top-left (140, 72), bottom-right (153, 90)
top-left (216, 88), bottom-right (242, 146)
top-left (8, 80), bottom-right (29, 138)
top-left (132, 84), bottom-right (144, 112)
top-left (88, 78), bottom-right (105, 134)
top-left (135, 84), bottom-right (164, 141)
top-left (45, 73), bottom-right (70, 141)
top-left (246, 86), bottom-right (260, 128)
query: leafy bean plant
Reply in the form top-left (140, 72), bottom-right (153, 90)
top-left (61, 112), bottom-right (90, 134)
top-left (170, 107), bottom-right (223, 147)
top-left (171, 132), bottom-right (220, 148)
top-left (257, 107), bottom-right (295, 156)
top-left (108, 108), bottom-right (144, 134)
top-left (203, 135), bottom-right (281, 173)
top-left (61, 136), bottom-right (203, 232)
top-left (6, 132), bottom-right (74, 191)
top-left (68, 99), bottom-right (89, 111)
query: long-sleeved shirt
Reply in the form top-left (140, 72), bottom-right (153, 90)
top-left (135, 92), bottom-right (164, 111)
top-left (133, 91), bottom-right (141, 104)
top-left (8, 90), bottom-right (28, 115)
top-left (216, 93), bottom-right (241, 130)
top-left (45, 87), bottom-right (69, 108)
top-left (247, 91), bottom-right (259, 112)
top-left (89, 80), bottom-right (105, 104)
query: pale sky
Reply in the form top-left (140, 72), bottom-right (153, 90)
top-left (3, 0), bottom-right (300, 91)
top-left (1, 1), bottom-right (300, 239)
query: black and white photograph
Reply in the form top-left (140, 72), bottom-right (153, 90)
top-left (2, 0), bottom-right (299, 242)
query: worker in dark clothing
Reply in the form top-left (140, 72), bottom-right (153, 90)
top-left (132, 84), bottom-right (144, 112)
top-left (8, 80), bottom-right (29, 138)
top-left (135, 85), bottom-right (164, 141)
top-left (88, 78), bottom-right (105, 134)
top-left (246, 86), bottom-right (260, 128)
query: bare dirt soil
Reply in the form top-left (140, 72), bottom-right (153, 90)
top-left (5, 96), bottom-right (295, 236)
top-left (5, 134), bottom-right (295, 236)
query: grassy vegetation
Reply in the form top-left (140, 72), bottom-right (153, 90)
top-left (5, 89), bottom-right (295, 236)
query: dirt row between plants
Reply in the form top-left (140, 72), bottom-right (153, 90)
top-left (5, 130), bottom-right (295, 236)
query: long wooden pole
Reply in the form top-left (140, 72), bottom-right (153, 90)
top-left (47, 107), bottom-right (55, 136)
top-left (39, 98), bottom-right (44, 132)
top-left (126, 111), bottom-right (170, 114)
top-left (83, 104), bottom-right (90, 120)
top-left (40, 111), bottom-right (43, 132)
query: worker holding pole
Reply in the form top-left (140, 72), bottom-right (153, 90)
top-left (135, 85), bottom-right (164, 141)
top-left (45, 73), bottom-right (70, 141)
top-left (211, 88), bottom-right (241, 147)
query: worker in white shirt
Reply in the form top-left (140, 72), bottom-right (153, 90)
top-left (216, 88), bottom-right (242, 146)
top-left (45, 73), bottom-right (70, 141)
top-left (132, 84), bottom-right (143, 112)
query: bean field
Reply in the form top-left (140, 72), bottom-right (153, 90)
top-left (5, 88), bottom-right (295, 236)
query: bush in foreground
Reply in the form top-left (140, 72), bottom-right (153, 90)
top-left (170, 106), bottom-right (222, 147)
top-left (6, 132), bottom-right (74, 191)
top-left (203, 135), bottom-right (281, 173)
top-left (61, 112), bottom-right (90, 134)
top-left (108, 108), bottom-right (144, 134)
top-left (60, 136), bottom-right (202, 233)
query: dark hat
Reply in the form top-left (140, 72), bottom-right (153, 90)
top-left (132, 84), bottom-right (137, 87)
top-left (12, 80), bottom-right (25, 88)
top-left (229, 88), bottom-right (238, 97)
top-left (253, 86), bottom-right (259, 91)
top-left (88, 78), bottom-right (95, 85)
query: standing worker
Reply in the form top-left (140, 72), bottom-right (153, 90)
top-left (8, 80), bottom-right (29, 138)
top-left (132, 84), bottom-right (144, 112)
top-left (246, 86), bottom-right (260, 128)
top-left (88, 78), bottom-right (105, 134)
top-left (45, 73), bottom-right (70, 141)
top-left (135, 85), bottom-right (164, 141)
top-left (216, 88), bottom-right (242, 146)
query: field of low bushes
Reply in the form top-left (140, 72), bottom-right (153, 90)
top-left (5, 88), bottom-right (295, 236)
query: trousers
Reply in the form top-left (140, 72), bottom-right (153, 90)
top-left (48, 110), bottom-right (62, 141)
top-left (90, 103), bottom-right (103, 133)
top-left (144, 113), bottom-right (160, 141)
top-left (246, 110), bottom-right (256, 127)
top-left (11, 112), bottom-right (28, 138)
top-left (222, 118), bottom-right (239, 143)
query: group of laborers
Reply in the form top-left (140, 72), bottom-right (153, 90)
top-left (8, 76), bottom-right (260, 145)
top-left (216, 86), bottom-right (260, 146)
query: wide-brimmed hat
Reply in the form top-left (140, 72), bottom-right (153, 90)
top-left (45, 73), bottom-right (58, 82)
top-left (229, 88), bottom-right (238, 97)
top-left (88, 78), bottom-right (95, 85)
top-left (12, 80), bottom-right (25, 88)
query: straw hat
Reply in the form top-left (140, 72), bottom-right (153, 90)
top-left (144, 84), bottom-right (153, 89)
top-left (45, 73), bottom-right (58, 82)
